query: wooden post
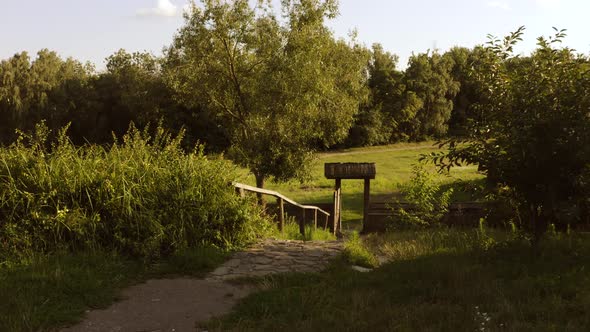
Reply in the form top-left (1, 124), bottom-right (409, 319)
top-left (362, 178), bottom-right (371, 233)
top-left (324, 213), bottom-right (329, 230)
top-left (278, 197), bottom-right (285, 233)
top-left (314, 209), bottom-right (318, 229)
top-left (300, 209), bottom-right (306, 236)
top-left (333, 178), bottom-right (342, 235)
top-left (334, 189), bottom-right (338, 235)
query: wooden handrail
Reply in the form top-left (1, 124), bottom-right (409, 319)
top-left (232, 182), bottom-right (330, 235)
top-left (232, 182), bottom-right (330, 217)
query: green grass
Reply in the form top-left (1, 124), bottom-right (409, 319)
top-left (272, 219), bottom-right (337, 242)
top-left (206, 230), bottom-right (590, 331)
top-left (237, 142), bottom-right (484, 223)
top-left (343, 231), bottom-right (378, 268)
top-left (0, 247), bottom-right (228, 332)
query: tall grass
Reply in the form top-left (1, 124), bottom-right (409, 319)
top-left (364, 228), bottom-right (507, 262)
top-left (272, 217), bottom-right (337, 241)
top-left (0, 123), bottom-right (273, 261)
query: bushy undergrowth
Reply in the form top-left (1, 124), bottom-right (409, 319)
top-left (389, 164), bottom-right (454, 229)
top-left (0, 123), bottom-right (273, 261)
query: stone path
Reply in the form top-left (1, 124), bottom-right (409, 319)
top-left (207, 239), bottom-right (343, 280)
top-left (61, 239), bottom-right (343, 332)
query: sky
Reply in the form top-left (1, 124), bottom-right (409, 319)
top-left (1, 0), bottom-right (589, 70)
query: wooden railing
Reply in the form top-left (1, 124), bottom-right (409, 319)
top-left (232, 182), bottom-right (330, 235)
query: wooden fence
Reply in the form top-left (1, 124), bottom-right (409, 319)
top-left (232, 182), bottom-right (331, 235)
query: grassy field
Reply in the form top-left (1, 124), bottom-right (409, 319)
top-left (207, 230), bottom-right (590, 332)
top-left (237, 142), bottom-right (484, 223)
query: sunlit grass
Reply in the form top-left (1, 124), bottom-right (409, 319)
top-left (237, 141), bottom-right (484, 222)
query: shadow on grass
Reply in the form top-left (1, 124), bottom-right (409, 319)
top-left (206, 235), bottom-right (590, 331)
top-left (0, 248), bottom-right (228, 332)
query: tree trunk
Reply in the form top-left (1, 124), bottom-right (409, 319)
top-left (254, 172), bottom-right (266, 209)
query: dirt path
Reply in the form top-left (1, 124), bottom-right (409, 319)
top-left (61, 279), bottom-right (252, 332)
top-left (61, 239), bottom-right (343, 332)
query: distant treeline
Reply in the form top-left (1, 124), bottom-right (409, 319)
top-left (2, 26), bottom-right (589, 154)
top-left (0, 46), bottom-right (490, 149)
top-left (0, 49), bottom-right (228, 151)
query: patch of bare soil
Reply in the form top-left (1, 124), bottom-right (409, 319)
top-left (60, 240), bottom-right (343, 332)
top-left (60, 278), bottom-right (252, 332)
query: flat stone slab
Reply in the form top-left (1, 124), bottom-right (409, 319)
top-left (206, 239), bottom-right (343, 281)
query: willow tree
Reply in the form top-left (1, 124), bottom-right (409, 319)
top-left (164, 0), bottom-right (368, 192)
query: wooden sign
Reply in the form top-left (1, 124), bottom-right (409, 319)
top-left (324, 162), bottom-right (376, 179)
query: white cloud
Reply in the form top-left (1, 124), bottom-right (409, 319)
top-left (137, 0), bottom-right (179, 17)
top-left (487, 1), bottom-right (511, 10)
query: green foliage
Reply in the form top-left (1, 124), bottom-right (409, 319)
top-left (343, 231), bottom-right (378, 268)
top-left (432, 27), bottom-right (590, 242)
top-left (0, 123), bottom-right (273, 260)
top-left (404, 51), bottom-right (460, 139)
top-left (0, 50), bottom-right (95, 143)
top-left (444, 46), bottom-right (492, 136)
top-left (165, 0), bottom-right (369, 186)
top-left (346, 108), bottom-right (393, 147)
top-left (389, 165), bottom-right (454, 228)
top-left (347, 44), bottom-right (404, 146)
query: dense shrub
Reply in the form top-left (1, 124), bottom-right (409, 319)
top-left (388, 165), bottom-right (453, 229)
top-left (0, 123), bottom-right (273, 260)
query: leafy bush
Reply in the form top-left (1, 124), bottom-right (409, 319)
top-left (432, 28), bottom-right (590, 243)
top-left (388, 165), bottom-right (453, 229)
top-left (0, 123), bottom-right (273, 261)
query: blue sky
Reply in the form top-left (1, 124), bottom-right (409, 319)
top-left (1, 0), bottom-right (589, 70)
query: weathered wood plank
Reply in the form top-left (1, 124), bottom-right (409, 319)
top-left (279, 198), bottom-right (285, 233)
top-left (325, 162), bottom-right (376, 179)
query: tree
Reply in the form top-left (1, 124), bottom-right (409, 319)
top-left (89, 50), bottom-right (169, 142)
top-left (347, 44), bottom-right (404, 146)
top-left (0, 50), bottom-right (93, 144)
top-left (404, 51), bottom-right (459, 139)
top-left (165, 0), bottom-right (368, 195)
top-left (432, 27), bottom-right (590, 245)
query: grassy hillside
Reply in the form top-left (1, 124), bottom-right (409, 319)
top-left (237, 142), bottom-right (484, 223)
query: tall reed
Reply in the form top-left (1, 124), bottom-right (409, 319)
top-left (0, 123), bottom-right (273, 261)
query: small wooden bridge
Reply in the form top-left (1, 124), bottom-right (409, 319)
top-left (233, 182), bottom-right (331, 236)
